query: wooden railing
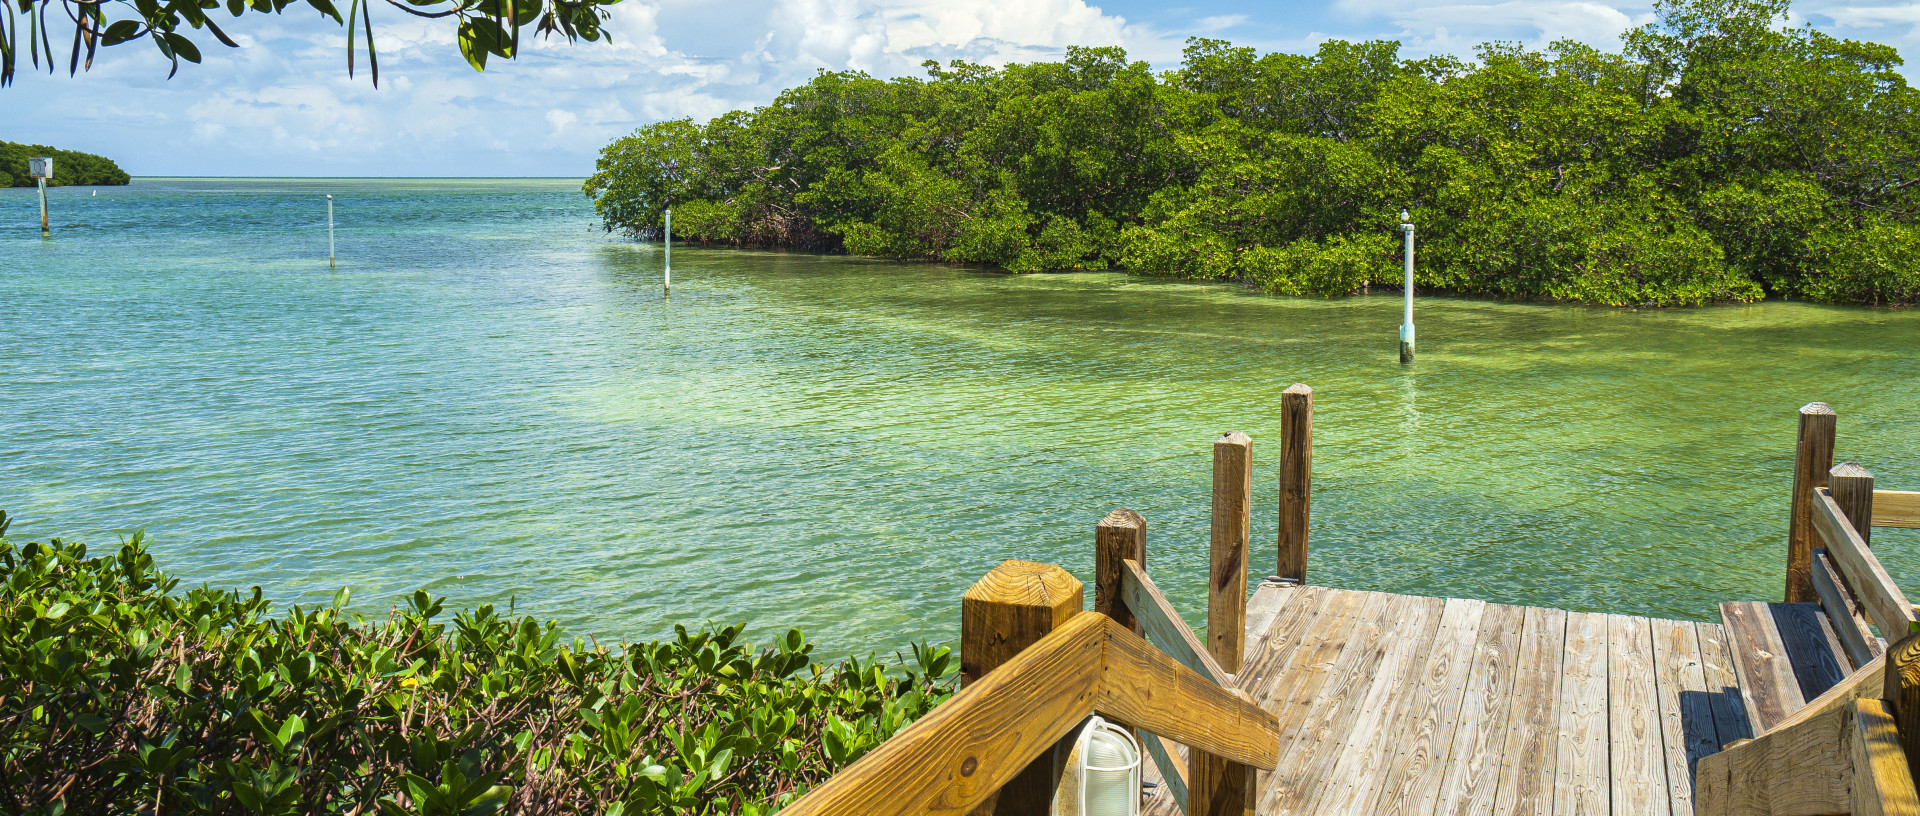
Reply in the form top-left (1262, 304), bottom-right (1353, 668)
top-left (1696, 402), bottom-right (1920, 816)
top-left (785, 384), bottom-right (1318, 815)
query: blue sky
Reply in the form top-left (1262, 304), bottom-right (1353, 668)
top-left (5, 0), bottom-right (1919, 177)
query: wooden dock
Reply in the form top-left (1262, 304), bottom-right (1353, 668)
top-left (781, 394), bottom-right (1920, 816)
top-left (1143, 583), bottom-right (1782, 816)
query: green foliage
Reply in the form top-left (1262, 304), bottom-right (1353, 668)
top-left (0, 511), bottom-right (957, 815)
top-left (586, 0), bottom-right (1920, 305)
top-left (0, 140), bottom-right (129, 187)
top-left (0, 0), bottom-right (617, 86)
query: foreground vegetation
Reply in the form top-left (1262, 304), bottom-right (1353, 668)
top-left (0, 512), bottom-right (955, 815)
top-left (1, 141), bottom-right (129, 187)
top-left (586, 0), bottom-right (1920, 306)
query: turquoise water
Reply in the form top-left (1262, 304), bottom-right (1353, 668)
top-left (4, 178), bottom-right (1918, 653)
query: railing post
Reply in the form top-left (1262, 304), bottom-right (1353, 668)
top-left (1194, 432), bottom-right (1255, 816)
top-left (1096, 509), bottom-right (1146, 635)
top-left (1278, 384), bottom-right (1313, 584)
top-left (962, 560), bottom-right (1084, 815)
top-left (1831, 463), bottom-right (1875, 546)
top-left (1787, 402), bottom-right (1836, 603)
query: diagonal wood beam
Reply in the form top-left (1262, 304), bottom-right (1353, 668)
top-left (779, 611), bottom-right (1280, 816)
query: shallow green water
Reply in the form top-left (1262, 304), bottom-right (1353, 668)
top-left (4, 178), bottom-right (1918, 652)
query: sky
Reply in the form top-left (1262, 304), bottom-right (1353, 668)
top-left (5, 0), bottom-right (1920, 177)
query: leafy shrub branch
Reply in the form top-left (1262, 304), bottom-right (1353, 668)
top-left (0, 510), bottom-right (956, 814)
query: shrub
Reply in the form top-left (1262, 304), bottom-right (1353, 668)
top-left (0, 511), bottom-right (956, 815)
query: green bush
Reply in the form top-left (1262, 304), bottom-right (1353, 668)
top-left (0, 512), bottom-right (956, 815)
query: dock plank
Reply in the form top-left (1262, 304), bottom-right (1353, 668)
top-left (1720, 601), bottom-right (1806, 732)
top-left (1261, 592), bottom-right (1409, 815)
top-left (1695, 621), bottom-right (1753, 745)
top-left (1305, 593), bottom-right (1449, 815)
top-left (1768, 602), bottom-right (1849, 704)
top-left (1432, 602), bottom-right (1527, 816)
top-left (1369, 598), bottom-right (1487, 816)
top-left (1553, 611), bottom-right (1610, 816)
top-left (1493, 605), bottom-right (1567, 816)
top-left (1651, 618), bottom-right (1716, 816)
top-left (1609, 615), bottom-right (1667, 816)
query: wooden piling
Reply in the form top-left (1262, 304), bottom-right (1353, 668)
top-left (1831, 463), bottom-right (1875, 546)
top-left (1095, 509), bottom-right (1146, 635)
top-left (1193, 432), bottom-right (1255, 816)
top-left (1887, 633), bottom-right (1920, 773)
top-left (961, 560), bottom-right (1084, 815)
top-left (1278, 384), bottom-right (1313, 584)
top-left (1786, 403), bottom-right (1836, 603)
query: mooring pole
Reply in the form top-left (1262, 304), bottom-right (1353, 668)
top-left (38, 176), bottom-right (49, 237)
top-left (31, 156), bottom-right (52, 237)
top-left (1399, 209), bottom-right (1415, 363)
top-left (327, 195), bottom-right (335, 269)
top-left (664, 207), bottom-right (672, 297)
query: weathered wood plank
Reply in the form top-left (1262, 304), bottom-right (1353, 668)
top-left (1874, 488), bottom-right (1920, 529)
top-left (1650, 618), bottom-right (1715, 816)
top-left (1769, 602), bottom-right (1849, 703)
top-left (1493, 605), bottom-right (1567, 816)
top-left (1813, 487), bottom-right (1918, 636)
top-left (1721, 601), bottom-right (1806, 732)
top-left (1609, 615), bottom-right (1666, 816)
top-left (1241, 587), bottom-right (1351, 807)
top-left (1433, 602), bottom-right (1526, 816)
top-left (1786, 402), bottom-right (1836, 604)
top-left (1553, 611), bottom-right (1609, 816)
top-left (1277, 383), bottom-right (1312, 583)
top-left (1121, 559), bottom-right (1233, 687)
top-left (1300, 594), bottom-right (1449, 816)
top-left (1831, 462), bottom-right (1875, 546)
top-left (1853, 697), bottom-right (1920, 816)
top-left (1237, 586), bottom-right (1334, 700)
top-left (1813, 548), bottom-right (1883, 668)
top-left (1240, 582), bottom-right (1294, 657)
top-left (1259, 591), bottom-right (1408, 815)
top-left (1369, 598), bottom-right (1487, 816)
top-left (1697, 651), bottom-right (1888, 816)
top-left (1694, 622), bottom-right (1753, 745)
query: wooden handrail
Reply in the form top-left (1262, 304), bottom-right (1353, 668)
top-left (778, 611), bottom-right (1280, 816)
top-left (1876, 489), bottom-right (1920, 529)
top-left (1813, 487), bottom-right (1917, 637)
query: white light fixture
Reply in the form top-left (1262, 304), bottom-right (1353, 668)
top-left (1076, 716), bottom-right (1141, 816)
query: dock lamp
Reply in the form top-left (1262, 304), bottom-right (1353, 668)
top-left (1398, 209), bottom-right (1415, 363)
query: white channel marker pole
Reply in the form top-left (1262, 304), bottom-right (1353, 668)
top-left (1399, 209), bottom-right (1415, 364)
top-left (327, 195), bottom-right (336, 269)
top-left (664, 207), bottom-right (672, 297)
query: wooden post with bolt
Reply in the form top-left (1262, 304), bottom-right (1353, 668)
top-left (1786, 402), bottom-right (1836, 603)
top-left (961, 560), bottom-right (1084, 815)
top-left (1192, 431), bottom-right (1255, 816)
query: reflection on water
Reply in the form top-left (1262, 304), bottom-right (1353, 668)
top-left (3, 178), bottom-right (1918, 653)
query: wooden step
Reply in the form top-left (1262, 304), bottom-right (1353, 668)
top-left (1719, 602), bottom-right (1851, 732)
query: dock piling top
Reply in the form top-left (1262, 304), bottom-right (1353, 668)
top-left (1788, 402), bottom-right (1837, 604)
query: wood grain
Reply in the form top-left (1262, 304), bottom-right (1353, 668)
top-left (1298, 593), bottom-right (1446, 816)
top-left (1787, 401), bottom-right (1836, 604)
top-left (1854, 696), bottom-right (1920, 816)
top-left (1695, 622), bottom-right (1753, 745)
top-left (1096, 618), bottom-right (1282, 770)
top-left (1493, 605), bottom-right (1567, 816)
top-left (1813, 487), bottom-right (1918, 636)
top-left (1259, 592), bottom-right (1406, 815)
top-left (1649, 618), bottom-right (1714, 816)
top-left (1433, 602), bottom-right (1526, 816)
top-left (1721, 601), bottom-right (1806, 732)
top-left (1884, 633), bottom-right (1920, 780)
top-left (960, 560), bottom-right (1084, 814)
top-left (1277, 383), bottom-right (1312, 583)
top-left (1769, 602), bottom-right (1848, 704)
top-left (1369, 597), bottom-right (1487, 816)
top-left (1832, 462), bottom-right (1875, 546)
top-left (1210, 431), bottom-right (1253, 673)
top-left (1554, 611), bottom-right (1609, 816)
top-left (1095, 509), bottom-right (1146, 634)
top-left (1874, 489), bottom-right (1920, 529)
top-left (1609, 615), bottom-right (1666, 816)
